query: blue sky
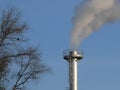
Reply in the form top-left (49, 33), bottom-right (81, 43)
top-left (0, 0), bottom-right (120, 90)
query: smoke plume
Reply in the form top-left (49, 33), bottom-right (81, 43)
top-left (71, 0), bottom-right (120, 49)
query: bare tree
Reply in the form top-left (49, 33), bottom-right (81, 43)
top-left (0, 7), bottom-right (49, 90)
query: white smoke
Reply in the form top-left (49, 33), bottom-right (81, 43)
top-left (71, 0), bottom-right (120, 49)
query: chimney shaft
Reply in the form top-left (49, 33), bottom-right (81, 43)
top-left (63, 50), bottom-right (83, 90)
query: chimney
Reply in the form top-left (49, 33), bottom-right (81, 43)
top-left (63, 49), bottom-right (83, 90)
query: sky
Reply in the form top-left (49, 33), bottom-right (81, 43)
top-left (0, 0), bottom-right (120, 90)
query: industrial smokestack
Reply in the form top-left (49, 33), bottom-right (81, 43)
top-left (63, 0), bottom-right (120, 89)
top-left (63, 49), bottom-right (83, 90)
top-left (71, 0), bottom-right (120, 49)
